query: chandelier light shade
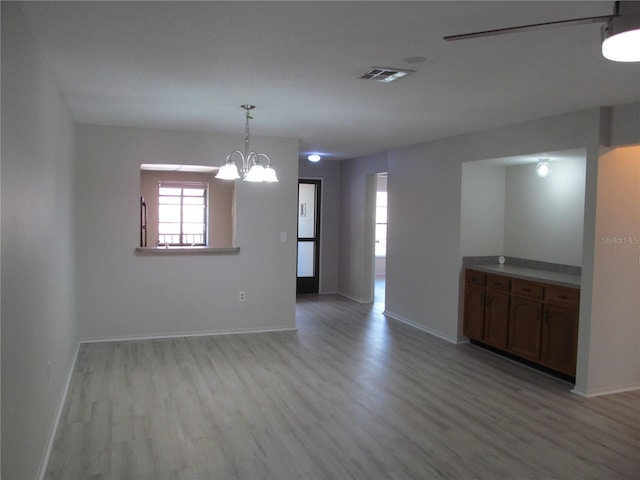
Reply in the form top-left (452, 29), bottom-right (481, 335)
top-left (216, 105), bottom-right (279, 183)
top-left (215, 156), bottom-right (241, 180)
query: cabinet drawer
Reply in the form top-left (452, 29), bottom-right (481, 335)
top-left (485, 274), bottom-right (511, 291)
top-left (465, 270), bottom-right (485, 287)
top-left (511, 279), bottom-right (544, 300)
top-left (545, 285), bottom-right (580, 309)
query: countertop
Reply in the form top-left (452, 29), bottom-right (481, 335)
top-left (467, 264), bottom-right (581, 288)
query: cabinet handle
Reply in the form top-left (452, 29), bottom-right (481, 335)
top-left (557, 295), bottom-right (568, 299)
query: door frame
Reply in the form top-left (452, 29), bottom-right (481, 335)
top-left (297, 179), bottom-right (322, 294)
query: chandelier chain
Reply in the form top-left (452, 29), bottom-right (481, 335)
top-left (242, 104), bottom-right (255, 158)
top-left (244, 110), bottom-right (250, 157)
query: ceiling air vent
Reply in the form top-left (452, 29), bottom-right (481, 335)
top-left (359, 67), bottom-right (415, 83)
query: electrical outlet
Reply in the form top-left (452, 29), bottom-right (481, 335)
top-left (239, 291), bottom-right (246, 302)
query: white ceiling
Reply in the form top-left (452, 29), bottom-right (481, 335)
top-left (18, 1), bottom-right (640, 161)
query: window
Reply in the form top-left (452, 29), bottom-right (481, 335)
top-left (158, 181), bottom-right (207, 246)
top-left (375, 191), bottom-right (387, 257)
top-left (140, 165), bottom-right (235, 249)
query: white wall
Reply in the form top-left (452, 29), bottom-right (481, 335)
top-left (386, 141), bottom-right (464, 341)
top-left (338, 152), bottom-right (388, 302)
top-left (381, 108), bottom-right (601, 342)
top-left (1, 4), bottom-right (78, 478)
top-left (460, 163), bottom-right (506, 256)
top-left (75, 125), bottom-right (298, 340)
top-left (610, 102), bottom-right (640, 147)
top-left (504, 158), bottom-right (586, 265)
top-left (579, 145), bottom-right (639, 395)
top-left (461, 157), bottom-right (586, 264)
top-left (375, 258), bottom-right (387, 277)
top-left (298, 159), bottom-right (341, 293)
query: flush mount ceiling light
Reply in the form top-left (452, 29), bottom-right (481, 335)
top-left (359, 67), bottom-right (415, 83)
top-left (444, 1), bottom-right (640, 63)
top-left (536, 160), bottom-right (551, 177)
top-left (602, 4), bottom-right (640, 62)
top-left (307, 154), bottom-right (321, 162)
top-left (215, 105), bottom-right (278, 183)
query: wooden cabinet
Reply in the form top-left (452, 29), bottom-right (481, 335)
top-left (508, 296), bottom-right (542, 361)
top-left (483, 275), bottom-right (510, 349)
top-left (463, 284), bottom-right (485, 340)
top-left (462, 272), bottom-right (511, 349)
top-left (541, 286), bottom-right (580, 376)
top-left (463, 269), bottom-right (580, 377)
top-left (508, 279), bottom-right (544, 361)
top-left (462, 270), bottom-right (485, 340)
top-left (511, 279), bottom-right (543, 300)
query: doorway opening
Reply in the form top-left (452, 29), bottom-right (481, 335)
top-left (374, 173), bottom-right (387, 306)
top-left (297, 179), bottom-right (321, 294)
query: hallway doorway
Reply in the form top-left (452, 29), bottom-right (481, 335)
top-left (374, 172), bottom-right (387, 306)
top-left (297, 179), bottom-right (321, 294)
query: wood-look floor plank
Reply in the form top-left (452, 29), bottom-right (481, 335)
top-left (45, 294), bottom-right (640, 479)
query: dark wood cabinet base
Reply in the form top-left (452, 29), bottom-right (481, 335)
top-left (463, 269), bottom-right (579, 378)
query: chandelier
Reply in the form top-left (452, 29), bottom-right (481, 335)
top-left (215, 105), bottom-right (279, 182)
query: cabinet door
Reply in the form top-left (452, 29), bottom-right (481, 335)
top-left (463, 285), bottom-right (485, 340)
top-left (508, 298), bottom-right (542, 361)
top-left (483, 291), bottom-right (510, 349)
top-left (541, 305), bottom-right (579, 376)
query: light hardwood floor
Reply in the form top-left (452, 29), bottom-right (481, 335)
top-left (45, 294), bottom-right (639, 479)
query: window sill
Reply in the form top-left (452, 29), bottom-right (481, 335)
top-left (135, 247), bottom-right (240, 256)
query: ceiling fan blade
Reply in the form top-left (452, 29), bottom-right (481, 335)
top-left (444, 15), bottom-right (613, 41)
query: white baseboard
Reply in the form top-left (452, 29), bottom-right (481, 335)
top-left (79, 325), bottom-right (298, 344)
top-left (37, 342), bottom-right (81, 480)
top-left (338, 293), bottom-right (373, 304)
top-left (571, 383), bottom-right (640, 397)
top-left (383, 310), bottom-right (462, 344)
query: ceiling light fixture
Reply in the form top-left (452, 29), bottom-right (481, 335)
top-left (307, 154), bottom-right (321, 162)
top-left (215, 105), bottom-right (278, 182)
top-left (536, 160), bottom-right (551, 177)
top-left (601, 3), bottom-right (640, 62)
